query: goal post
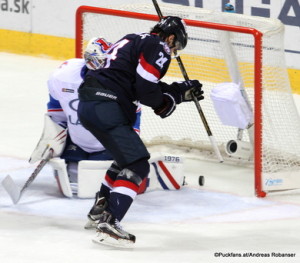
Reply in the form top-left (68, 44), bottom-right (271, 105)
top-left (75, 4), bottom-right (300, 197)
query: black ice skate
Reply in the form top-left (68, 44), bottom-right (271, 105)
top-left (84, 191), bottom-right (108, 229)
top-left (92, 211), bottom-right (136, 248)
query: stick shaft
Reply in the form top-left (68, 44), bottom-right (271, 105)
top-left (19, 157), bottom-right (50, 196)
top-left (174, 53), bottom-right (214, 136)
top-left (2, 150), bottom-right (53, 204)
top-left (152, 0), bottom-right (163, 18)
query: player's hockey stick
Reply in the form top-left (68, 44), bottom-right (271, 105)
top-left (152, 0), bottom-right (223, 162)
top-left (1, 149), bottom-right (53, 204)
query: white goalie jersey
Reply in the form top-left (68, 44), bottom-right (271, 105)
top-left (47, 58), bottom-right (142, 153)
top-left (47, 58), bottom-right (106, 153)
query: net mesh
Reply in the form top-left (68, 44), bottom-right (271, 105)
top-left (78, 4), bottom-right (300, 182)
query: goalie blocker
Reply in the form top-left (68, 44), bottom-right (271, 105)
top-left (49, 153), bottom-right (185, 198)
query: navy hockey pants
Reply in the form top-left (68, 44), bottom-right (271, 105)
top-left (77, 100), bottom-right (150, 170)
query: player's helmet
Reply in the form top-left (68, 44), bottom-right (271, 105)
top-left (156, 16), bottom-right (188, 50)
top-left (84, 37), bottom-right (112, 70)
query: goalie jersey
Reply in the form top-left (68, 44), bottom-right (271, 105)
top-left (47, 58), bottom-right (141, 153)
top-left (86, 32), bottom-right (172, 124)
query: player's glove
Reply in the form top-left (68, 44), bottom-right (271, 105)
top-left (153, 93), bottom-right (176, 118)
top-left (172, 80), bottom-right (204, 103)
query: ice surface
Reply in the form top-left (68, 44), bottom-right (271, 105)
top-left (0, 53), bottom-right (300, 263)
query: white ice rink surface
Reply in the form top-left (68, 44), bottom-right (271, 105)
top-left (1, 52), bottom-right (300, 263)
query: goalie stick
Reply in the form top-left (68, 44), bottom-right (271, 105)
top-left (152, 0), bottom-right (223, 162)
top-left (1, 149), bottom-right (53, 204)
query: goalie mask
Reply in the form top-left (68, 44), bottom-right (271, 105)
top-left (84, 37), bottom-right (112, 70)
top-left (156, 16), bottom-right (188, 50)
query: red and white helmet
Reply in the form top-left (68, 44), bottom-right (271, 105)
top-left (84, 37), bottom-right (112, 70)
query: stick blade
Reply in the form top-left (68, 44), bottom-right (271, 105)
top-left (1, 175), bottom-right (21, 204)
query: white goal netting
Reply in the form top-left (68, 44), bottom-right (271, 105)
top-left (77, 4), bottom-right (300, 195)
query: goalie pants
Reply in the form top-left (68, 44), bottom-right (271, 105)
top-left (61, 135), bottom-right (113, 162)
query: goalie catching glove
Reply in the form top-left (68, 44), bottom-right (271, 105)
top-left (154, 79), bottom-right (204, 118)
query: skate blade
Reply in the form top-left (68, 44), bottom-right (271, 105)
top-left (92, 232), bottom-right (134, 249)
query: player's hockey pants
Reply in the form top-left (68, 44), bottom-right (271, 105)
top-left (77, 100), bottom-right (150, 177)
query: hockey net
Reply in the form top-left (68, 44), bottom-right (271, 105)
top-left (76, 4), bottom-right (300, 197)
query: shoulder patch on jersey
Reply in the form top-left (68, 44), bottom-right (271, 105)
top-left (62, 88), bottom-right (74, 93)
top-left (163, 43), bottom-right (171, 55)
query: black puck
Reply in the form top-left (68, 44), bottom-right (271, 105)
top-left (199, 175), bottom-right (205, 186)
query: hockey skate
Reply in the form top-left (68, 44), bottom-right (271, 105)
top-left (84, 191), bottom-right (108, 229)
top-left (92, 211), bottom-right (136, 248)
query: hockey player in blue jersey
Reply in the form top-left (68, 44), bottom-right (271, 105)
top-left (77, 16), bottom-right (204, 246)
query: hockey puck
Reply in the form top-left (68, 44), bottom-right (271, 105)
top-left (198, 175), bottom-right (205, 186)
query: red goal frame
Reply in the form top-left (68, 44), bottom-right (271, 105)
top-left (75, 5), bottom-right (265, 197)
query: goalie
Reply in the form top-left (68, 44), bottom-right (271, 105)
top-left (29, 37), bottom-right (185, 199)
top-left (30, 37), bottom-right (139, 195)
top-left (46, 37), bottom-right (131, 196)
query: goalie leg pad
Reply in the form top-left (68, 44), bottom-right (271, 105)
top-left (78, 160), bottom-right (149, 198)
top-left (78, 155), bottom-right (185, 197)
top-left (51, 155), bottom-right (185, 198)
top-left (49, 158), bottom-right (73, 198)
top-left (49, 159), bottom-right (115, 199)
top-left (77, 160), bottom-right (112, 198)
top-left (147, 154), bottom-right (185, 192)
